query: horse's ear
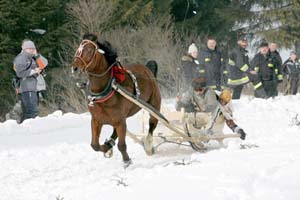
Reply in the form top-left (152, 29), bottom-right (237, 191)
top-left (98, 49), bottom-right (105, 54)
top-left (83, 33), bottom-right (98, 41)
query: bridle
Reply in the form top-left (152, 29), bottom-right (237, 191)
top-left (73, 39), bottom-right (119, 105)
top-left (73, 39), bottom-right (114, 77)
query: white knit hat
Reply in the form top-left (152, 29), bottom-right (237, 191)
top-left (188, 43), bottom-right (198, 54)
top-left (22, 40), bottom-right (36, 50)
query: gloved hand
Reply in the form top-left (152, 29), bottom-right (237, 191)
top-left (277, 79), bottom-right (283, 83)
top-left (30, 68), bottom-right (42, 75)
top-left (32, 53), bottom-right (40, 60)
top-left (237, 129), bottom-right (246, 140)
top-left (234, 126), bottom-right (246, 140)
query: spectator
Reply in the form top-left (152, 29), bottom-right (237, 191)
top-left (269, 42), bottom-right (283, 67)
top-left (198, 37), bottom-right (224, 90)
top-left (283, 51), bottom-right (300, 95)
top-left (180, 43), bottom-right (201, 92)
top-left (251, 41), bottom-right (283, 98)
top-left (227, 37), bottom-right (266, 99)
top-left (13, 39), bottom-right (48, 123)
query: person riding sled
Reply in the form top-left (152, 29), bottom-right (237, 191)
top-left (175, 77), bottom-right (246, 140)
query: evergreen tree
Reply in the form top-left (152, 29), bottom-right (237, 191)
top-left (247, 0), bottom-right (300, 53)
top-left (111, 0), bottom-right (154, 28)
top-left (169, 0), bottom-right (251, 48)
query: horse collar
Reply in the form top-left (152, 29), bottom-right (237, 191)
top-left (87, 77), bottom-right (115, 106)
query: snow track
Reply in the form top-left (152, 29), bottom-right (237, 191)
top-left (1, 96), bottom-right (300, 200)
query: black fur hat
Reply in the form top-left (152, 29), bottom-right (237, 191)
top-left (192, 77), bottom-right (206, 90)
top-left (260, 41), bottom-right (269, 48)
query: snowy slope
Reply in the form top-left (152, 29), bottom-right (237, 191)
top-left (1, 96), bottom-right (300, 200)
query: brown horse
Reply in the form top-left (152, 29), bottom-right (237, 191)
top-left (71, 33), bottom-right (161, 166)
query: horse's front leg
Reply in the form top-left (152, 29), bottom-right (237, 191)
top-left (115, 121), bottom-right (131, 166)
top-left (90, 117), bottom-right (102, 151)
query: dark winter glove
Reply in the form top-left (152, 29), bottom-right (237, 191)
top-left (234, 127), bottom-right (246, 140)
top-left (32, 54), bottom-right (40, 60)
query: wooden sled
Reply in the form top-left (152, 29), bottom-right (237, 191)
top-left (112, 81), bottom-right (241, 153)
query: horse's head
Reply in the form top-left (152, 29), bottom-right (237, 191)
top-left (72, 37), bottom-right (105, 73)
top-left (72, 33), bottom-right (118, 76)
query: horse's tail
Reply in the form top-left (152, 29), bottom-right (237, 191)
top-left (145, 60), bottom-right (158, 78)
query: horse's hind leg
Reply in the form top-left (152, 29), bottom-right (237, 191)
top-left (144, 115), bottom-right (158, 155)
top-left (144, 93), bottom-right (160, 156)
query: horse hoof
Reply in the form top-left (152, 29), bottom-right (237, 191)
top-left (143, 135), bottom-right (154, 156)
top-left (123, 159), bottom-right (132, 169)
top-left (144, 146), bottom-right (154, 156)
top-left (104, 149), bottom-right (113, 158)
top-left (91, 144), bottom-right (101, 151)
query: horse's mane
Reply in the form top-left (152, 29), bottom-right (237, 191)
top-left (82, 33), bottom-right (118, 66)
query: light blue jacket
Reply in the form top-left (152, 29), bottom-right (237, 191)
top-left (14, 51), bottom-right (48, 93)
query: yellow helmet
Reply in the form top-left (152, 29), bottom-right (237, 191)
top-left (220, 89), bottom-right (232, 104)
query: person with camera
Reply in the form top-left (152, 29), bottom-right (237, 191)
top-left (13, 39), bottom-right (48, 123)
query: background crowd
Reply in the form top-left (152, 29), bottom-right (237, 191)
top-left (181, 38), bottom-right (300, 99)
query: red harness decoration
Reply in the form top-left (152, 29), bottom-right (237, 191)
top-left (112, 65), bottom-right (126, 83)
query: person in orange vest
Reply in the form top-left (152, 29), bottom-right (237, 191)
top-left (13, 39), bottom-right (48, 123)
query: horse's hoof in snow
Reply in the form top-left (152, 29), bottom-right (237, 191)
top-left (104, 149), bottom-right (113, 158)
top-left (123, 159), bottom-right (132, 169)
top-left (143, 135), bottom-right (154, 156)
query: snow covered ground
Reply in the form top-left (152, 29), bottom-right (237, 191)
top-left (1, 96), bottom-right (300, 200)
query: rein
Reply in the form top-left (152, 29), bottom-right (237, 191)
top-left (86, 61), bottom-right (117, 77)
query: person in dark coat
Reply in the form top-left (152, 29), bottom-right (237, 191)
top-left (250, 42), bottom-right (283, 98)
top-left (181, 43), bottom-right (201, 92)
top-left (14, 39), bottom-right (48, 123)
top-left (283, 51), bottom-right (300, 94)
top-left (269, 42), bottom-right (283, 68)
top-left (198, 37), bottom-right (225, 90)
top-left (227, 37), bottom-right (266, 99)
